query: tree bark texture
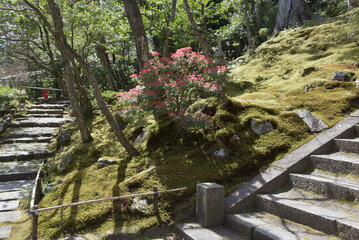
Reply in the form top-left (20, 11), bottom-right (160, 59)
top-left (183, 0), bottom-right (212, 59)
top-left (164, 0), bottom-right (177, 57)
top-left (273, 0), bottom-right (314, 35)
top-left (47, 0), bottom-right (140, 156)
top-left (122, 0), bottom-right (150, 70)
top-left (243, 2), bottom-right (253, 52)
top-left (95, 42), bottom-right (117, 90)
top-left (348, 0), bottom-right (359, 9)
top-left (256, 1), bottom-right (262, 29)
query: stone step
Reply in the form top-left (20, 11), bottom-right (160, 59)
top-left (0, 180), bottom-right (32, 193)
top-left (0, 225), bottom-right (12, 239)
top-left (225, 212), bottom-right (334, 240)
top-left (290, 172), bottom-right (359, 202)
top-left (9, 118), bottom-right (73, 128)
top-left (0, 160), bottom-right (41, 182)
top-left (0, 172), bottom-right (37, 182)
top-left (256, 188), bottom-right (359, 239)
top-left (0, 211), bottom-right (22, 223)
top-left (1, 136), bottom-right (52, 144)
top-left (0, 200), bottom-right (19, 212)
top-left (3, 127), bottom-right (58, 138)
top-left (28, 104), bottom-right (64, 110)
top-left (26, 109), bottom-right (63, 114)
top-left (334, 138), bottom-right (359, 154)
top-left (0, 191), bottom-right (25, 201)
top-left (176, 223), bottom-right (244, 240)
top-left (27, 113), bottom-right (64, 118)
top-left (0, 143), bottom-right (53, 162)
top-left (311, 152), bottom-right (359, 176)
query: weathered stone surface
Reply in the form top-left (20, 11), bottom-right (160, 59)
top-left (334, 138), bottom-right (359, 154)
top-left (57, 129), bottom-right (71, 149)
top-left (29, 104), bottom-right (65, 110)
top-left (0, 180), bottom-right (32, 192)
top-left (131, 197), bottom-right (149, 213)
top-left (213, 148), bottom-right (229, 158)
top-left (0, 225), bottom-right (12, 239)
top-left (11, 117), bottom-right (73, 128)
top-left (0, 143), bottom-right (52, 161)
top-left (134, 128), bottom-right (151, 145)
top-left (176, 223), bottom-right (243, 240)
top-left (0, 191), bottom-right (25, 201)
top-left (26, 109), bottom-right (63, 114)
top-left (1, 136), bottom-right (52, 144)
top-left (296, 110), bottom-right (328, 133)
top-left (338, 218), bottom-right (359, 240)
top-left (196, 183), bottom-right (225, 227)
top-left (0, 200), bottom-right (19, 211)
top-left (4, 127), bottom-right (57, 138)
top-left (63, 237), bottom-right (86, 240)
top-left (311, 152), bottom-right (359, 176)
top-left (332, 71), bottom-right (353, 81)
top-left (97, 158), bottom-right (116, 169)
top-left (0, 160), bottom-right (41, 174)
top-left (28, 113), bottom-right (63, 118)
top-left (0, 211), bottom-right (21, 223)
top-left (251, 119), bottom-right (274, 135)
top-left (59, 152), bottom-right (72, 172)
top-left (290, 173), bottom-right (359, 202)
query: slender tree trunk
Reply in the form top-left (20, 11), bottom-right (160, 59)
top-left (273, 0), bottom-right (315, 35)
top-left (164, 0), bottom-right (177, 57)
top-left (243, 2), bottom-right (253, 52)
top-left (256, 0), bottom-right (262, 30)
top-left (71, 60), bottom-right (93, 119)
top-left (183, 0), bottom-right (212, 59)
top-left (122, 0), bottom-right (150, 70)
top-left (47, 0), bottom-right (140, 156)
top-left (348, 0), bottom-right (359, 9)
top-left (64, 60), bottom-right (93, 143)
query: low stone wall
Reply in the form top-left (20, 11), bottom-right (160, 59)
top-left (0, 114), bottom-right (12, 137)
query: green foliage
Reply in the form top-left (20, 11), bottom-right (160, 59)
top-left (0, 85), bottom-right (26, 112)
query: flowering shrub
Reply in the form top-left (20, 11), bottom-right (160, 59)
top-left (117, 47), bottom-right (226, 129)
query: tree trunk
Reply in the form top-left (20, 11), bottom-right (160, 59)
top-left (64, 60), bottom-right (93, 143)
top-left (348, 0), bottom-right (359, 9)
top-left (71, 60), bottom-right (93, 119)
top-left (256, 0), bottom-right (262, 30)
top-left (243, 2), bottom-right (253, 52)
top-left (164, 0), bottom-right (177, 57)
top-left (273, 0), bottom-right (315, 35)
top-left (95, 37), bottom-right (117, 90)
top-left (122, 0), bottom-right (150, 70)
top-left (183, 0), bottom-right (212, 59)
top-left (47, 0), bottom-right (140, 156)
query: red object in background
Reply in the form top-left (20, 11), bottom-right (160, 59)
top-left (44, 89), bottom-right (48, 99)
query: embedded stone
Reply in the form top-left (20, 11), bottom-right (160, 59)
top-left (251, 119), bottom-right (274, 135)
top-left (296, 110), bottom-right (328, 133)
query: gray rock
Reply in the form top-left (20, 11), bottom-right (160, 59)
top-left (213, 148), bottom-right (229, 158)
top-left (131, 197), bottom-right (149, 213)
top-left (303, 86), bottom-right (308, 92)
top-left (59, 152), bottom-right (73, 172)
top-left (134, 128), bottom-right (151, 145)
top-left (57, 129), bottom-right (71, 149)
top-left (230, 135), bottom-right (240, 144)
top-left (332, 71), bottom-right (352, 81)
top-left (251, 119), bottom-right (274, 135)
top-left (98, 158), bottom-right (116, 169)
top-left (296, 110), bottom-right (328, 133)
top-left (0, 225), bottom-right (12, 239)
top-left (0, 211), bottom-right (22, 223)
top-left (63, 237), bottom-right (85, 240)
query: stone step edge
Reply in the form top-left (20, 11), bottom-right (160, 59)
top-left (311, 154), bottom-right (359, 175)
top-left (289, 173), bottom-right (359, 202)
top-left (176, 223), bottom-right (244, 240)
top-left (0, 171), bottom-right (38, 182)
top-left (225, 116), bottom-right (359, 214)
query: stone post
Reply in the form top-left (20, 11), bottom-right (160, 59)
top-left (196, 183), bottom-right (225, 227)
top-left (214, 38), bottom-right (227, 91)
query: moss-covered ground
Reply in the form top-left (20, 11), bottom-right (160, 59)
top-left (17, 9), bottom-right (359, 239)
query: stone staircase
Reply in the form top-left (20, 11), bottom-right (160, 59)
top-left (0, 101), bottom-right (71, 239)
top-left (178, 116), bottom-right (359, 240)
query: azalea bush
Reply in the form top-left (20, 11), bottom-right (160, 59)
top-left (117, 47), bottom-right (226, 129)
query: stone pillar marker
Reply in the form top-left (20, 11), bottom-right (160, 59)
top-left (196, 182), bottom-right (225, 227)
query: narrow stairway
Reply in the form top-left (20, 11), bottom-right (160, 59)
top-left (0, 101), bottom-right (71, 239)
top-left (179, 123), bottom-right (359, 240)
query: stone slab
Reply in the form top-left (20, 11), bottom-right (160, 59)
top-left (0, 180), bottom-right (32, 192)
top-left (0, 143), bottom-right (52, 162)
top-left (10, 118), bottom-right (73, 128)
top-left (334, 138), bottom-right (359, 154)
top-left (0, 191), bottom-right (25, 201)
top-left (338, 218), bottom-right (359, 240)
top-left (225, 117), bottom-right (359, 214)
top-left (176, 223), bottom-right (243, 240)
top-left (0, 225), bottom-right (12, 239)
top-left (311, 152), bottom-right (359, 176)
top-left (26, 109), bottom-right (63, 114)
top-left (3, 127), bottom-right (57, 138)
top-left (1, 136), bottom-right (52, 144)
top-left (0, 160), bottom-right (41, 174)
top-left (0, 211), bottom-right (21, 223)
top-left (27, 114), bottom-right (64, 118)
top-left (29, 104), bottom-right (65, 109)
top-left (0, 200), bottom-right (19, 212)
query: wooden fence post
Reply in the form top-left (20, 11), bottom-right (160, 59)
top-left (153, 186), bottom-right (162, 223)
top-left (32, 205), bottom-right (39, 240)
